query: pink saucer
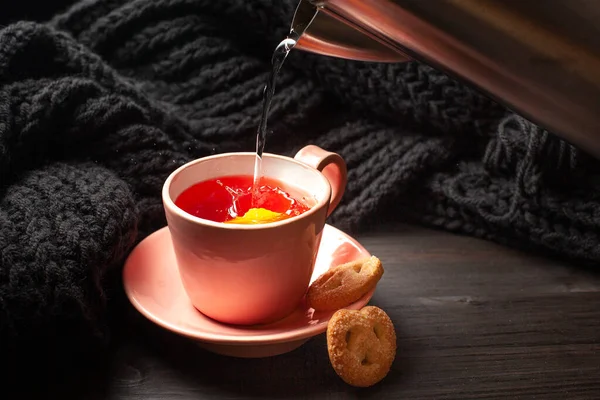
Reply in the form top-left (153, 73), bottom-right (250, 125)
top-left (123, 224), bottom-right (376, 358)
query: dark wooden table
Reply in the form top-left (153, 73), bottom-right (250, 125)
top-left (92, 224), bottom-right (600, 399)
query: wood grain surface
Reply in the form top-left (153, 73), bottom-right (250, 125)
top-left (69, 224), bottom-right (600, 399)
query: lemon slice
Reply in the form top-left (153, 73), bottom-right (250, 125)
top-left (225, 208), bottom-right (286, 225)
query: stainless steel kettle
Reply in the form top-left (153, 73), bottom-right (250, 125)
top-left (291, 0), bottom-right (600, 159)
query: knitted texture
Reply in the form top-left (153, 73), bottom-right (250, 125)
top-left (1, 0), bottom-right (599, 377)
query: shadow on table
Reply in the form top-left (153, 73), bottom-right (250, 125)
top-left (3, 341), bottom-right (113, 400)
top-left (109, 303), bottom-right (410, 399)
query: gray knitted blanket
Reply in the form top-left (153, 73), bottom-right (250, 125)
top-left (1, 0), bottom-right (598, 384)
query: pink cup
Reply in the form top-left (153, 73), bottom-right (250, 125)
top-left (162, 145), bottom-right (348, 326)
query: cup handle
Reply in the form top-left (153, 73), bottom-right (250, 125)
top-left (294, 145), bottom-right (348, 217)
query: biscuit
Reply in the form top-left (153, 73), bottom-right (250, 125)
top-left (306, 256), bottom-right (383, 311)
top-left (326, 306), bottom-right (397, 387)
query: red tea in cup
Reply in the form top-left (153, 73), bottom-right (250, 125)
top-left (174, 175), bottom-right (311, 224)
top-left (162, 146), bottom-right (347, 325)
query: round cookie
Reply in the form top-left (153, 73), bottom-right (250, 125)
top-left (326, 306), bottom-right (397, 387)
top-left (306, 256), bottom-right (384, 311)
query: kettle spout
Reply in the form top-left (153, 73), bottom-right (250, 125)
top-left (291, 0), bottom-right (409, 63)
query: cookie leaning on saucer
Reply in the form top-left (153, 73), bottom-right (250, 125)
top-left (306, 256), bottom-right (384, 311)
top-left (326, 306), bottom-right (397, 387)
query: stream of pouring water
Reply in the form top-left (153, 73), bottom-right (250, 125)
top-left (252, 36), bottom-right (298, 197)
top-left (252, 3), bottom-right (319, 204)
